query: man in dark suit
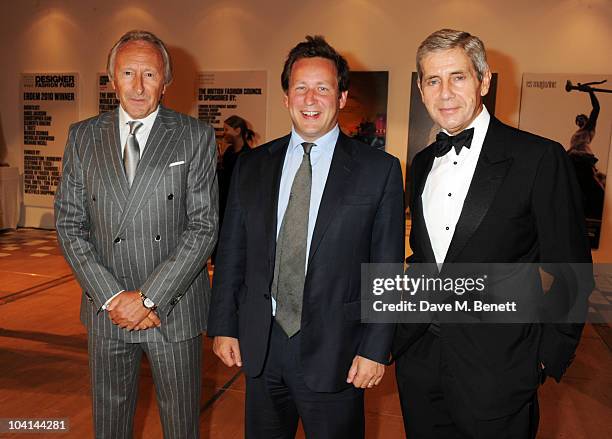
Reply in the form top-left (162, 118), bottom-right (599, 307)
top-left (208, 36), bottom-right (404, 438)
top-left (54, 30), bottom-right (218, 438)
top-left (393, 29), bottom-right (593, 439)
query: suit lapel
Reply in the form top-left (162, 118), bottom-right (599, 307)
top-left (94, 109), bottom-right (129, 207)
top-left (307, 132), bottom-right (354, 265)
top-left (444, 118), bottom-right (513, 262)
top-left (264, 135), bottom-right (291, 270)
top-left (116, 106), bottom-right (185, 234)
top-left (411, 148), bottom-right (437, 263)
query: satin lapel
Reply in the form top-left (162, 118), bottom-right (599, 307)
top-left (93, 109), bottom-right (129, 207)
top-left (307, 133), bottom-right (354, 265)
top-left (116, 107), bottom-right (185, 234)
top-left (444, 119), bottom-right (513, 263)
top-left (411, 148), bottom-right (436, 263)
top-left (265, 135), bottom-right (291, 270)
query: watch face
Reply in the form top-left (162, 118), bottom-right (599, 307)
top-left (144, 298), bottom-right (155, 308)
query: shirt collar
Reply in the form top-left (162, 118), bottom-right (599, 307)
top-left (289, 124), bottom-right (339, 154)
top-left (118, 104), bottom-right (160, 130)
top-left (469, 104), bottom-right (490, 137)
top-left (468, 105), bottom-right (490, 156)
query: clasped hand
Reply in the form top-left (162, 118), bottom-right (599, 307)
top-left (107, 290), bottom-right (161, 331)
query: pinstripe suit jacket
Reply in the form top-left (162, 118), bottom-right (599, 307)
top-left (55, 106), bottom-right (218, 343)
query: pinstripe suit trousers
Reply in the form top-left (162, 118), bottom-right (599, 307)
top-left (88, 334), bottom-right (202, 439)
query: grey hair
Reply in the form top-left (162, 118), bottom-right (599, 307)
top-left (107, 30), bottom-right (173, 85)
top-left (416, 29), bottom-right (489, 82)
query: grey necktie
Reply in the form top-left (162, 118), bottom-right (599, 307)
top-left (124, 120), bottom-right (143, 187)
top-left (271, 141), bottom-right (315, 337)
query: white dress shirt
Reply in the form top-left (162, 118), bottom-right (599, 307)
top-left (271, 125), bottom-right (338, 314)
top-left (422, 106), bottom-right (490, 264)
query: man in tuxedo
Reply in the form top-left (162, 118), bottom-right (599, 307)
top-left (393, 29), bottom-right (592, 438)
top-left (55, 30), bottom-right (218, 438)
top-left (208, 36), bottom-right (404, 438)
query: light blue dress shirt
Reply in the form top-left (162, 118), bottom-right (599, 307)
top-left (272, 125), bottom-right (339, 315)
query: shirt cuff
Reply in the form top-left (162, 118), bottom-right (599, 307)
top-left (102, 290), bottom-right (125, 310)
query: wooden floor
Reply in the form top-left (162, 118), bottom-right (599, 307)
top-left (0, 228), bottom-right (610, 438)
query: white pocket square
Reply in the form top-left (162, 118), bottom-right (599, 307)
top-left (169, 161), bottom-right (185, 167)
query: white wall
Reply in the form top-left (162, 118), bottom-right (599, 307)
top-left (1, 0), bottom-right (611, 260)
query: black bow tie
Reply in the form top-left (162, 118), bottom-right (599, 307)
top-left (435, 128), bottom-right (474, 157)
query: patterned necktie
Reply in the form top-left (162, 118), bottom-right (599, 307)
top-left (271, 142), bottom-right (315, 337)
top-left (435, 127), bottom-right (474, 157)
top-left (124, 121), bottom-right (143, 187)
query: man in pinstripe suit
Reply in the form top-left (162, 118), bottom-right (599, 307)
top-left (54, 30), bottom-right (218, 439)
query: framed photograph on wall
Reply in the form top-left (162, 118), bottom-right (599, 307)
top-left (519, 74), bottom-right (611, 248)
top-left (338, 71), bottom-right (388, 150)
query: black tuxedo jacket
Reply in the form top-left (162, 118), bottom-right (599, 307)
top-left (393, 117), bottom-right (593, 419)
top-left (208, 132), bottom-right (405, 392)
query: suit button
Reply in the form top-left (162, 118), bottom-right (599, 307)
top-left (263, 294), bottom-right (270, 300)
top-left (155, 235), bottom-right (161, 241)
top-left (114, 237), bottom-right (121, 243)
top-left (92, 195), bottom-right (96, 202)
top-left (167, 193), bottom-right (174, 200)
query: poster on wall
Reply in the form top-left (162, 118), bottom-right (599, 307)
top-left (338, 71), bottom-right (388, 150)
top-left (519, 73), bottom-right (611, 248)
top-left (98, 73), bottom-right (119, 113)
top-left (22, 72), bottom-right (79, 208)
top-left (405, 72), bottom-right (499, 208)
top-left (196, 71), bottom-right (267, 153)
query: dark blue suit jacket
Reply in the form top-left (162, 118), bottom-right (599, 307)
top-left (208, 131), bottom-right (405, 392)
